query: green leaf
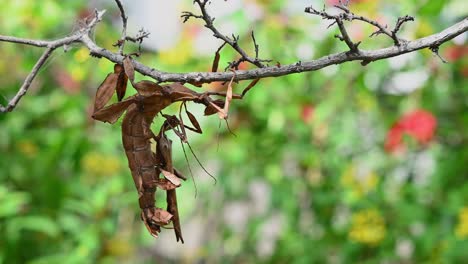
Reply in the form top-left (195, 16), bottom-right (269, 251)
top-left (0, 193), bottom-right (31, 218)
top-left (6, 215), bottom-right (60, 240)
top-left (419, 1), bottom-right (445, 15)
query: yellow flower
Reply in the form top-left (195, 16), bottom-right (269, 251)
top-left (18, 140), bottom-right (38, 157)
top-left (74, 47), bottom-right (89, 63)
top-left (104, 235), bottom-right (134, 257)
top-left (82, 152), bottom-right (121, 177)
top-left (356, 92), bottom-right (376, 112)
top-left (455, 207), bottom-right (468, 239)
top-left (349, 209), bottom-right (386, 246)
top-left (70, 66), bottom-right (85, 82)
top-left (340, 165), bottom-right (379, 202)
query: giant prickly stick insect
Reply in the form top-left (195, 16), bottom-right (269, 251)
top-left (93, 57), bottom-right (222, 242)
top-left (91, 56), bottom-right (242, 242)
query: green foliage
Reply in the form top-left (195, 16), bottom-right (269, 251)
top-left (1, 0), bottom-right (467, 263)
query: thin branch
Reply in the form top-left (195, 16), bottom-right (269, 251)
top-left (125, 29), bottom-right (150, 43)
top-left (0, 47), bottom-right (54, 112)
top-left (305, 6), bottom-right (360, 52)
top-left (78, 17), bottom-right (468, 83)
top-left (113, 0), bottom-right (128, 55)
top-left (393, 15), bottom-right (415, 39)
top-left (305, 5), bottom-right (414, 46)
top-left (335, 19), bottom-right (360, 52)
top-left (429, 45), bottom-right (447, 63)
top-left (251, 31), bottom-right (260, 60)
top-left (0, 9), bottom-right (106, 113)
top-left (0, 36), bottom-right (52, 47)
top-left (181, 0), bottom-right (269, 68)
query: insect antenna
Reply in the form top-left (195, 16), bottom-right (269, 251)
top-left (161, 111), bottom-right (199, 195)
top-left (180, 139), bottom-right (198, 197)
top-left (216, 119), bottom-right (222, 152)
top-left (224, 119), bottom-right (237, 137)
top-left (186, 141), bottom-right (217, 184)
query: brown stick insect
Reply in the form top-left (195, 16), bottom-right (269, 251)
top-left (91, 55), bottom-right (249, 242)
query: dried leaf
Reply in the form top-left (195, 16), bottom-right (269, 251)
top-left (188, 81), bottom-right (203, 87)
top-left (204, 99), bottom-right (224, 116)
top-left (241, 78), bottom-right (259, 98)
top-left (116, 72), bottom-right (128, 101)
top-left (161, 169), bottom-right (181, 187)
top-left (212, 52), bottom-right (220, 72)
top-left (113, 63), bottom-right (124, 74)
top-left (141, 211), bottom-right (160, 238)
top-left (93, 73), bottom-right (118, 111)
top-left (186, 109), bottom-right (202, 133)
top-left (123, 56), bottom-right (135, 83)
top-left (134, 80), bottom-right (163, 96)
top-left (154, 178), bottom-right (178, 190)
top-left (220, 74), bottom-right (234, 119)
top-left (167, 190), bottom-right (184, 243)
top-left (92, 98), bottom-right (135, 124)
top-left (153, 208), bottom-right (173, 225)
top-left (166, 83), bottom-right (197, 100)
top-left (211, 42), bottom-right (226, 73)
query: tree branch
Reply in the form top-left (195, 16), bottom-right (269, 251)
top-left (181, 0), bottom-right (270, 69)
top-left (0, 47), bottom-right (54, 112)
top-left (0, 3), bottom-right (467, 113)
top-left (113, 0), bottom-right (128, 55)
top-left (79, 17), bottom-right (468, 83)
top-left (305, 4), bottom-right (414, 46)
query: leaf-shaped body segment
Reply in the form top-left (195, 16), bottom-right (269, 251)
top-left (92, 97), bottom-right (135, 124)
top-left (93, 72), bottom-right (118, 111)
top-left (133, 80), bottom-right (163, 96)
top-left (186, 109), bottom-right (202, 133)
top-left (204, 99), bottom-right (225, 116)
top-left (116, 71), bottom-right (128, 101)
top-left (123, 56), bottom-right (135, 83)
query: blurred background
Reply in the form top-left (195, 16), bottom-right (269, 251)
top-left (0, 0), bottom-right (467, 263)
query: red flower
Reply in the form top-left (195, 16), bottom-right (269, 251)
top-left (444, 45), bottom-right (468, 62)
top-left (385, 110), bottom-right (437, 153)
top-left (301, 104), bottom-right (314, 124)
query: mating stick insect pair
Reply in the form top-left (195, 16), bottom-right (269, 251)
top-left (91, 55), bottom-right (258, 243)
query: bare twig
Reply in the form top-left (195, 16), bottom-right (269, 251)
top-left (125, 29), bottom-right (150, 43)
top-left (0, 9), bottom-right (104, 49)
top-left (305, 6), bottom-right (360, 52)
top-left (0, 36), bottom-right (55, 47)
top-left (305, 5), bottom-right (414, 46)
top-left (111, 2), bottom-right (149, 55)
top-left (335, 19), bottom-right (361, 52)
top-left (251, 31), bottom-right (260, 60)
top-left (0, 47), bottom-right (53, 112)
top-left (392, 15), bottom-right (415, 40)
top-left (113, 0), bottom-right (128, 55)
top-left (181, 0), bottom-right (270, 68)
top-left (429, 45), bottom-right (447, 63)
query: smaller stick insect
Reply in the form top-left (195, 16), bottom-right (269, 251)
top-left (91, 53), bottom-right (260, 241)
top-left (152, 111), bottom-right (204, 243)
